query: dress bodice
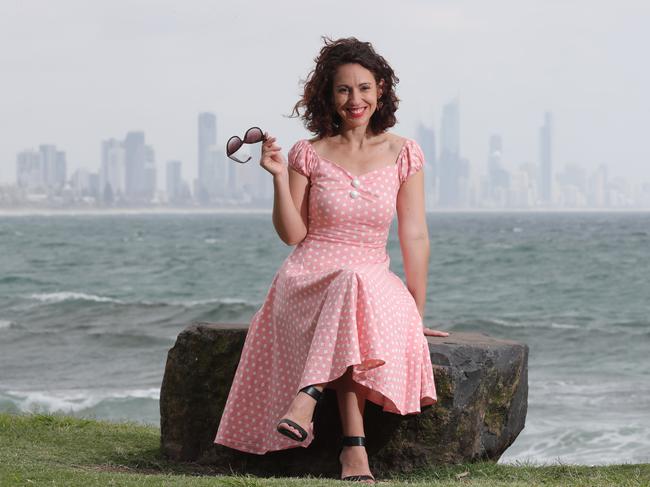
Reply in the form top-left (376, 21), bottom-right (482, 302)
top-left (285, 138), bottom-right (425, 272)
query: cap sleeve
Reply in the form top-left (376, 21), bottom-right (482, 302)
top-left (398, 139), bottom-right (425, 184)
top-left (287, 139), bottom-right (314, 178)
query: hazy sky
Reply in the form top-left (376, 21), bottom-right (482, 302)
top-left (1, 0), bottom-right (648, 187)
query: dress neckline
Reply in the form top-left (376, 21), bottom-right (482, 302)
top-left (305, 138), bottom-right (409, 179)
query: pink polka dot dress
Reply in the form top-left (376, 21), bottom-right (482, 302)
top-left (214, 137), bottom-right (437, 454)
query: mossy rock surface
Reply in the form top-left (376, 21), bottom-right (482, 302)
top-left (160, 323), bottom-right (528, 477)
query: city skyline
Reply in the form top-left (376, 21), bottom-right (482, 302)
top-left (7, 105), bottom-right (650, 210)
top-left (0, 1), bottom-right (648, 187)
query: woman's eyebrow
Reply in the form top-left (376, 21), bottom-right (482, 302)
top-left (335, 82), bottom-right (373, 88)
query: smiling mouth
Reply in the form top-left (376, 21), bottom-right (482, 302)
top-left (346, 107), bottom-right (367, 117)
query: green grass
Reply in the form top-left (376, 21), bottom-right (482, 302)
top-left (1, 411), bottom-right (648, 486)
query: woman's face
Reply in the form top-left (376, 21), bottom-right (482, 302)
top-left (331, 62), bottom-right (383, 131)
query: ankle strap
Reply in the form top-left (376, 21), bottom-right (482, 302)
top-left (342, 435), bottom-right (366, 446)
top-left (299, 385), bottom-right (323, 402)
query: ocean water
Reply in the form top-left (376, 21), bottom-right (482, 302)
top-left (0, 211), bottom-right (648, 466)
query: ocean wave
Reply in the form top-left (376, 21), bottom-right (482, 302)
top-left (28, 292), bottom-right (124, 304)
top-left (550, 322), bottom-right (580, 329)
top-left (465, 318), bottom-right (585, 331)
top-left (0, 320), bottom-right (13, 329)
top-left (1, 387), bottom-right (160, 414)
top-left (501, 422), bottom-right (650, 466)
top-left (24, 292), bottom-right (251, 308)
top-left (463, 317), bottom-right (545, 329)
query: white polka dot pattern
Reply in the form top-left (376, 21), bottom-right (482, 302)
top-left (214, 137), bottom-right (436, 455)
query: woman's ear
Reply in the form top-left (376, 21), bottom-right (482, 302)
top-left (377, 79), bottom-right (385, 99)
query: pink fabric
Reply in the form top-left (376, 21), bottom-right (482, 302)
top-left (214, 137), bottom-right (437, 454)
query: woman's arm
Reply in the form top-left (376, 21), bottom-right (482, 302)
top-left (261, 134), bottom-right (309, 246)
top-left (272, 169), bottom-right (309, 245)
top-left (396, 168), bottom-right (429, 318)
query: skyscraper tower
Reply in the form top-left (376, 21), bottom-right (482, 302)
top-left (416, 122), bottom-right (436, 210)
top-left (539, 111), bottom-right (553, 204)
top-left (438, 97), bottom-right (464, 207)
top-left (166, 160), bottom-right (182, 203)
top-left (198, 112), bottom-right (217, 204)
top-left (38, 144), bottom-right (66, 190)
top-left (488, 135), bottom-right (502, 180)
top-left (124, 131), bottom-right (147, 200)
top-left (486, 134), bottom-right (511, 206)
top-left (100, 138), bottom-right (126, 200)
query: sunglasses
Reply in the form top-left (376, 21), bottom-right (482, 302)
top-left (226, 126), bottom-right (268, 163)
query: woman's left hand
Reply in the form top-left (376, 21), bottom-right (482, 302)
top-left (423, 327), bottom-right (450, 337)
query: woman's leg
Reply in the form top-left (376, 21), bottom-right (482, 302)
top-left (277, 382), bottom-right (327, 438)
top-left (335, 366), bottom-right (374, 482)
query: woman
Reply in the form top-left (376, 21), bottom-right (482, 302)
top-left (214, 36), bottom-right (449, 483)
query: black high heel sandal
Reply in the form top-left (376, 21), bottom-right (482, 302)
top-left (339, 435), bottom-right (376, 483)
top-left (275, 385), bottom-right (323, 442)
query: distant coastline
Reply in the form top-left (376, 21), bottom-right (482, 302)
top-left (0, 207), bottom-right (274, 217)
top-left (1, 207), bottom-right (650, 217)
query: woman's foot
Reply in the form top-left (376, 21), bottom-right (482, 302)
top-left (276, 386), bottom-right (322, 440)
top-left (339, 444), bottom-right (375, 483)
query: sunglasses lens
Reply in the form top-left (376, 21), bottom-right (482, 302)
top-left (227, 137), bottom-right (243, 156)
top-left (243, 127), bottom-right (264, 144)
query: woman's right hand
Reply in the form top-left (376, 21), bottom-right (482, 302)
top-left (260, 131), bottom-right (288, 178)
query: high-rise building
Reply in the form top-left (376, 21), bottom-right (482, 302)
top-left (539, 112), bottom-right (553, 204)
top-left (487, 135), bottom-right (502, 182)
top-left (16, 145), bottom-right (66, 192)
top-left (209, 145), bottom-right (231, 200)
top-left (438, 97), bottom-right (469, 207)
top-left (120, 131), bottom-right (155, 202)
top-left (54, 150), bottom-right (66, 189)
top-left (16, 149), bottom-right (43, 190)
top-left (487, 134), bottom-right (510, 205)
top-left (101, 138), bottom-right (126, 199)
top-left (124, 131), bottom-right (146, 199)
top-left (198, 112), bottom-right (217, 204)
top-left (166, 160), bottom-right (182, 202)
top-left (144, 145), bottom-right (156, 200)
top-left (37, 144), bottom-right (66, 190)
top-left (416, 122), bottom-right (436, 210)
top-left (39, 144), bottom-right (57, 188)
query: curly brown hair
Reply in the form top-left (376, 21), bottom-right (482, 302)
top-left (289, 36), bottom-right (400, 138)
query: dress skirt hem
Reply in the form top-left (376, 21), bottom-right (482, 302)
top-left (214, 356), bottom-right (437, 455)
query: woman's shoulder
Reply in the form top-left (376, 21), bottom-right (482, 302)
top-left (389, 133), bottom-right (425, 183)
top-left (384, 131), bottom-right (411, 151)
top-left (287, 139), bottom-right (317, 177)
top-left (306, 136), bottom-right (323, 152)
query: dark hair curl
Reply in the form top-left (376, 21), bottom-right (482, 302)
top-left (289, 36), bottom-right (400, 138)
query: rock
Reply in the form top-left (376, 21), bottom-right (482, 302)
top-left (160, 322), bottom-right (528, 477)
